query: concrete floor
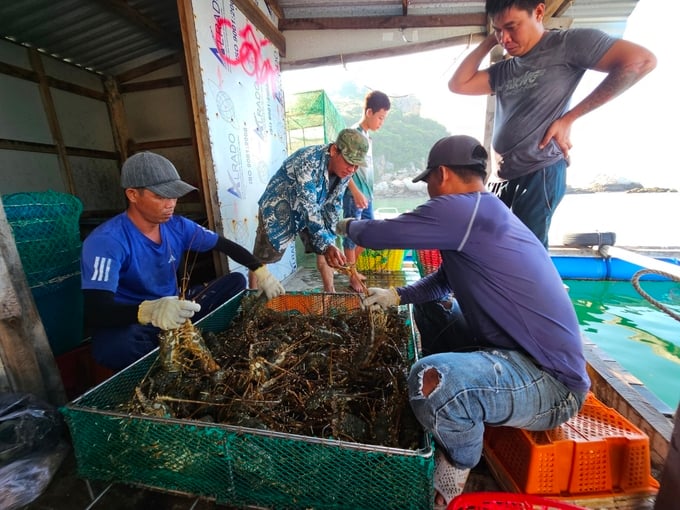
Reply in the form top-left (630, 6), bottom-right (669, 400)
top-left (281, 247), bottom-right (421, 293)
top-left (23, 446), bottom-right (228, 510)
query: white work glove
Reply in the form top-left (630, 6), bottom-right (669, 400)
top-left (138, 296), bottom-right (201, 330)
top-left (335, 218), bottom-right (353, 237)
top-left (361, 287), bottom-right (400, 311)
top-left (254, 265), bottom-right (285, 299)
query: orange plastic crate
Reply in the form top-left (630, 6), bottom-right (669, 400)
top-left (483, 393), bottom-right (659, 498)
top-left (448, 492), bottom-right (587, 509)
top-left (415, 249), bottom-right (442, 277)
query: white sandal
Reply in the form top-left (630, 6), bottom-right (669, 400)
top-left (433, 449), bottom-right (470, 507)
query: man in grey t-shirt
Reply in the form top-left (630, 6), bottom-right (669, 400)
top-left (449, 0), bottom-right (656, 247)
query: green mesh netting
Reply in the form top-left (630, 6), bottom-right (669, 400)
top-left (2, 190), bottom-right (83, 294)
top-left (285, 90), bottom-right (346, 154)
top-left (61, 292), bottom-right (435, 510)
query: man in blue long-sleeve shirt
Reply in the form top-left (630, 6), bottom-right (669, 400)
top-left (336, 135), bottom-right (589, 505)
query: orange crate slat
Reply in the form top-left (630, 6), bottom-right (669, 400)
top-left (483, 393), bottom-right (659, 498)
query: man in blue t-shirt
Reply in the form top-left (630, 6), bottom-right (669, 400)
top-left (449, 0), bottom-right (656, 247)
top-left (81, 152), bottom-right (284, 371)
top-left (342, 90), bottom-right (390, 291)
top-left (336, 135), bottom-right (589, 505)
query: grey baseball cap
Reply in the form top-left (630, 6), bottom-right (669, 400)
top-left (412, 135), bottom-right (488, 183)
top-left (120, 152), bottom-right (197, 198)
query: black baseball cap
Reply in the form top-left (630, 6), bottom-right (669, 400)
top-left (412, 135), bottom-right (488, 183)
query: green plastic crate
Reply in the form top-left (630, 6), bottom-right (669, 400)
top-left (61, 291), bottom-right (434, 509)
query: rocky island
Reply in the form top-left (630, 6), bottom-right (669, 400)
top-left (374, 172), bottom-right (677, 198)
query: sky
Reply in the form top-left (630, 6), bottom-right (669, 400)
top-left (281, 0), bottom-right (677, 190)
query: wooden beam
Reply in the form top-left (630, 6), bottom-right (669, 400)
top-left (0, 139), bottom-right (56, 154)
top-left (119, 76), bottom-right (185, 93)
top-left (46, 76), bottom-right (106, 101)
top-left (545, 0), bottom-right (573, 18)
top-left (544, 16), bottom-right (574, 30)
top-left (279, 13), bottom-right (487, 31)
top-left (128, 138), bottom-right (193, 152)
top-left (114, 54), bottom-right (181, 84)
top-left (232, 0), bottom-right (286, 56)
top-left (64, 147), bottom-right (117, 159)
top-left (484, 45), bottom-right (504, 182)
top-left (177, 0), bottom-right (229, 276)
top-left (402, 1), bottom-right (409, 16)
top-left (28, 49), bottom-right (76, 195)
top-left (0, 59), bottom-right (105, 100)
top-left (264, 0), bottom-right (284, 21)
top-left (282, 32), bottom-right (485, 70)
top-left (103, 77), bottom-right (129, 163)
top-left (0, 61), bottom-right (38, 82)
top-left (0, 138), bottom-right (117, 159)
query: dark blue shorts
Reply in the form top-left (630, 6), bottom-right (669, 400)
top-left (490, 159), bottom-right (567, 248)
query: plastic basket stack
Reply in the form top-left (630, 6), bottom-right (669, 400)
top-left (414, 249), bottom-right (442, 277)
top-left (483, 392), bottom-right (659, 500)
top-left (2, 190), bottom-right (82, 290)
top-left (356, 247), bottom-right (405, 272)
top-left (2, 190), bottom-right (84, 355)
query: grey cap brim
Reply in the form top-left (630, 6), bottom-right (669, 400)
top-left (412, 167), bottom-right (433, 183)
top-left (147, 179), bottom-right (198, 199)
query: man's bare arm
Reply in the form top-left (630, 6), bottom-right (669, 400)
top-left (449, 34), bottom-right (498, 95)
top-left (541, 39), bottom-right (656, 153)
top-left (560, 39), bottom-right (656, 127)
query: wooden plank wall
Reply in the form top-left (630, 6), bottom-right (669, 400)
top-left (0, 38), bottom-right (205, 402)
top-left (0, 39), bottom-right (203, 218)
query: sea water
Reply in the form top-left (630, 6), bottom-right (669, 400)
top-left (567, 279), bottom-right (680, 411)
top-left (374, 192), bottom-right (680, 410)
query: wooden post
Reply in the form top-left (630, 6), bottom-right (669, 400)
top-left (484, 45), bottom-right (504, 181)
top-left (654, 405), bottom-right (680, 509)
top-left (177, 0), bottom-right (230, 276)
top-left (28, 49), bottom-right (76, 196)
top-left (104, 76), bottom-right (130, 164)
top-left (0, 197), bottom-right (66, 405)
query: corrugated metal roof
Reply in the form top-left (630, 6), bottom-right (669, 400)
top-left (0, 0), bottom-right (181, 76)
top-left (0, 0), bottom-right (641, 76)
top-left (279, 0), bottom-right (488, 18)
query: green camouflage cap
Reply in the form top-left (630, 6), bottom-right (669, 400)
top-left (335, 128), bottom-right (369, 166)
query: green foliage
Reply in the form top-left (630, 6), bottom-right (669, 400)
top-left (372, 110), bottom-right (449, 178)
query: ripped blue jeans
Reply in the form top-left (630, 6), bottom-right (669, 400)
top-left (407, 349), bottom-right (586, 469)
